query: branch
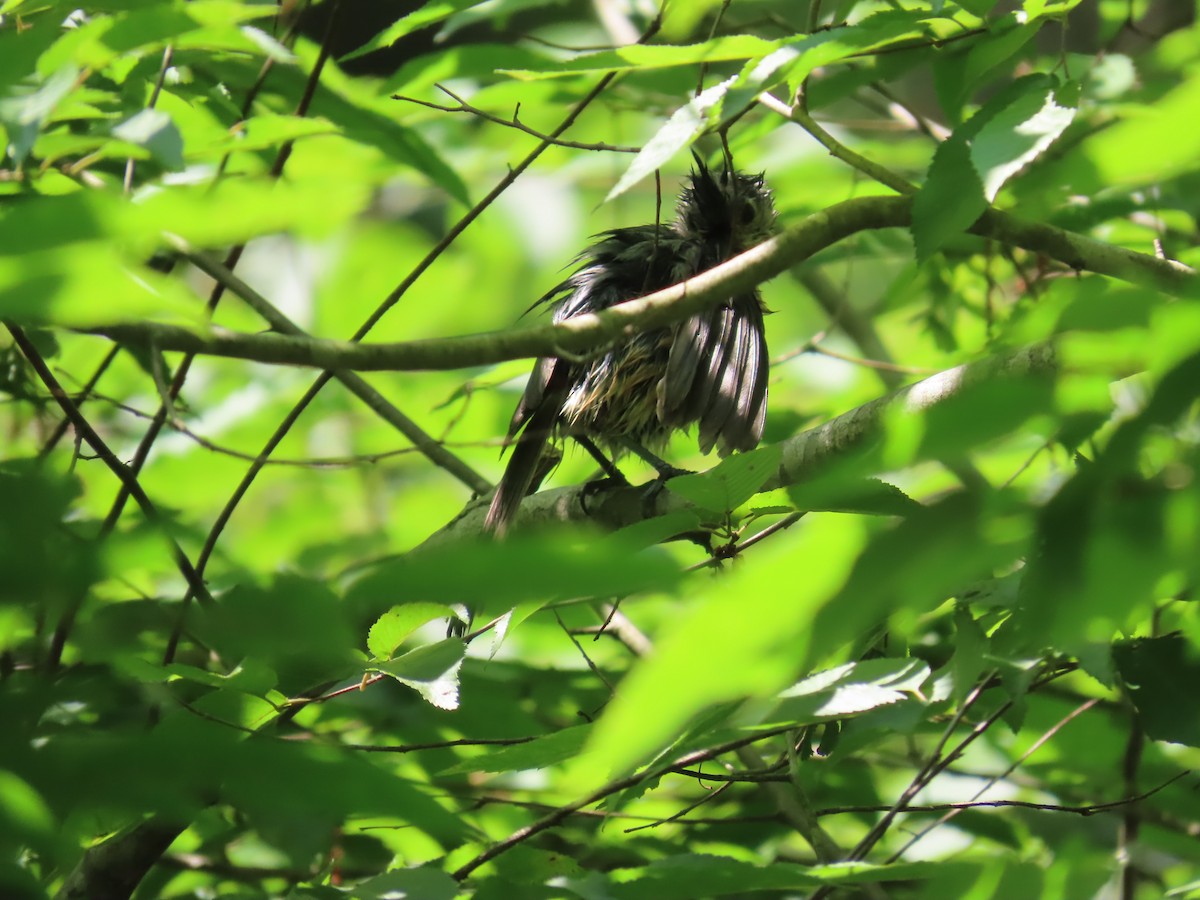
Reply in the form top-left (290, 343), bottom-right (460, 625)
top-left (88, 195), bottom-right (1196, 373)
top-left (419, 341), bottom-right (1057, 544)
top-left (7, 324), bottom-right (213, 613)
top-left (450, 725), bottom-right (796, 880)
top-left (394, 85), bottom-right (640, 153)
top-left (55, 817), bottom-right (185, 900)
top-left (175, 241), bottom-right (491, 494)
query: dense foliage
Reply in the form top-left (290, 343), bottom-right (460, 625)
top-left (2, 0), bottom-right (1200, 897)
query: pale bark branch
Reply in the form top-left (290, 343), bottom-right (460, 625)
top-left (419, 341), bottom-right (1057, 546)
top-left (87, 196), bottom-right (1195, 374)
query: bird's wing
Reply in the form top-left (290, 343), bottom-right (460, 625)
top-left (507, 354), bottom-right (557, 440)
top-left (657, 293), bottom-right (768, 454)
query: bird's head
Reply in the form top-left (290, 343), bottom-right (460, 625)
top-left (675, 155), bottom-right (777, 253)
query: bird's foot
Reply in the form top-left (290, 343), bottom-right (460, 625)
top-left (580, 471), bottom-right (630, 516)
top-left (640, 465), bottom-right (693, 516)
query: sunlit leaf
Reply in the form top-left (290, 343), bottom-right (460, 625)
top-left (605, 75), bottom-right (736, 202)
top-left (666, 444), bottom-right (782, 513)
top-left (500, 35), bottom-right (777, 80)
top-left (372, 639), bottom-right (464, 710)
top-left (342, 0), bottom-right (493, 61)
top-left (441, 724), bottom-right (589, 774)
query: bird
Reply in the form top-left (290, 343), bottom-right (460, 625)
top-left (484, 156), bottom-right (777, 536)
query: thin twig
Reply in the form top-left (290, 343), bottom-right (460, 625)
top-left (758, 92), bottom-right (917, 196)
top-left (181, 7), bottom-right (664, 598)
top-left (624, 781), bottom-right (735, 833)
top-left (394, 85), bottom-right (640, 153)
top-left (7, 323), bottom-right (213, 671)
top-left (451, 724), bottom-right (795, 880)
top-left (173, 241), bottom-right (490, 492)
top-left (161, 0), bottom-right (345, 669)
top-left (555, 609), bottom-right (615, 693)
top-left (887, 698), bottom-right (1101, 861)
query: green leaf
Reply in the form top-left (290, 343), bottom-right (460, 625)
top-left (346, 531), bottom-right (680, 625)
top-left (575, 855), bottom-right (942, 898)
top-left (191, 113), bottom-right (339, 157)
top-left (1114, 635), bottom-right (1200, 748)
top-left (969, 81), bottom-right (1075, 201)
top-left (342, 0), bottom-right (493, 62)
top-left (932, 14), bottom-right (1039, 124)
top-left (914, 75), bottom-right (1075, 259)
top-left (918, 375), bottom-right (1055, 460)
top-left (911, 135), bottom-right (987, 262)
top-left (500, 35), bottom-right (778, 80)
top-left (665, 444), bottom-right (783, 513)
top-left (383, 44), bottom-right (550, 97)
top-left (353, 868), bottom-right (460, 900)
top-left (0, 245), bottom-right (201, 328)
top-left (954, 0), bottom-right (999, 13)
top-left (200, 576), bottom-right (361, 691)
top-left (776, 10), bottom-right (942, 97)
top-left (577, 516), bottom-right (865, 781)
top-left (0, 65), bottom-right (79, 165)
top-left (492, 846), bottom-right (584, 885)
top-left (372, 639), bottom-right (464, 710)
top-left (751, 658), bottom-right (930, 727)
top-left (1073, 68), bottom-right (1200, 191)
top-left (812, 494), bottom-right (1024, 659)
top-left (367, 602), bottom-right (455, 659)
top-left (0, 769), bottom-right (56, 852)
top-left (111, 108), bottom-right (184, 171)
top-left (788, 477), bottom-right (919, 517)
top-left (605, 75), bottom-right (736, 202)
top-left (951, 606), bottom-right (989, 702)
top-left (441, 724), bottom-right (589, 774)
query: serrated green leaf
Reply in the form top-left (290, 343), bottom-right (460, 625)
top-left (605, 75), bottom-right (735, 202)
top-left (771, 11), bottom-right (940, 97)
top-left (367, 602), bottom-right (455, 659)
top-left (442, 724), bottom-right (589, 774)
top-left (354, 868), bottom-right (459, 900)
top-left (751, 658), bottom-right (930, 727)
top-left (383, 44), bottom-right (551, 96)
top-left (788, 477), bottom-right (919, 516)
top-left (372, 639), bottom-right (464, 710)
top-left (912, 135), bottom-right (986, 262)
top-left (200, 576), bottom-right (361, 691)
top-left (951, 605), bottom-right (989, 702)
top-left (1114, 635), bottom-right (1200, 748)
top-left (501, 35), bottom-right (777, 80)
top-left (666, 444), bottom-right (782, 513)
top-left (932, 15), bottom-right (1038, 124)
top-left (970, 83), bottom-right (1075, 200)
top-left (578, 516), bottom-right (865, 781)
top-left (347, 531), bottom-right (680, 624)
top-left (342, 0), bottom-right (492, 62)
top-left (918, 76), bottom-right (1075, 254)
top-left (954, 0), bottom-right (998, 13)
top-left (584, 855), bottom-right (942, 898)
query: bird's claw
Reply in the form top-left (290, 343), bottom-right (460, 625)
top-left (580, 473), bottom-right (630, 516)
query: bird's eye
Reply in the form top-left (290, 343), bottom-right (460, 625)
top-left (739, 200), bottom-right (757, 225)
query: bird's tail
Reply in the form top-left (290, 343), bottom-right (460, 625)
top-left (484, 362), bottom-right (569, 536)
